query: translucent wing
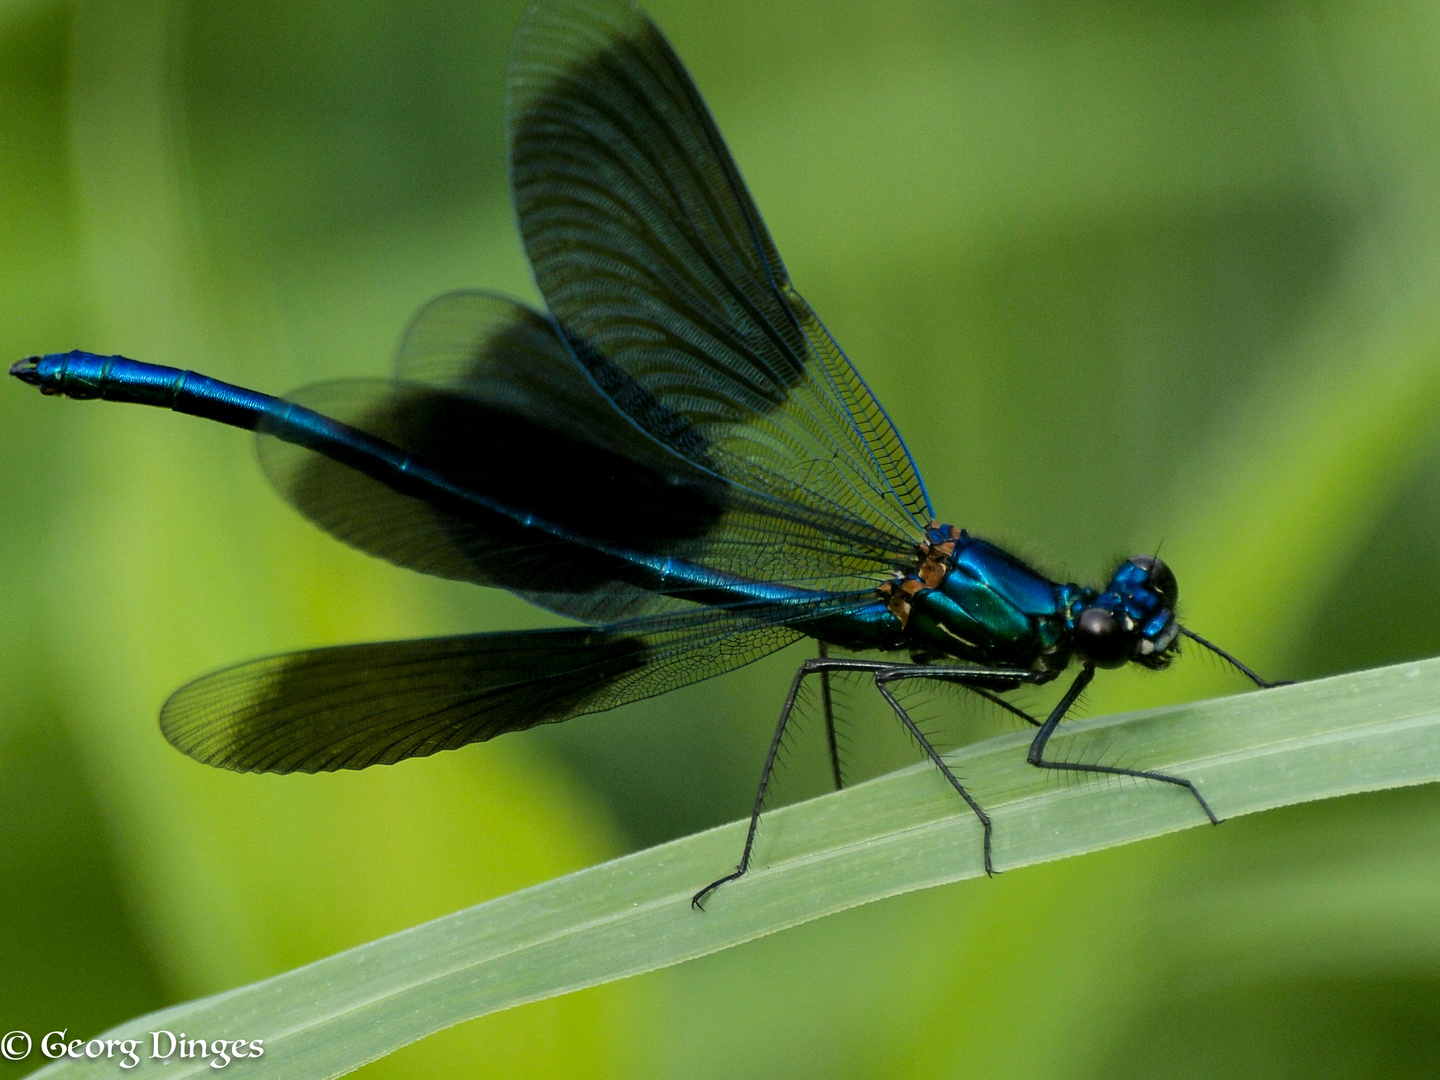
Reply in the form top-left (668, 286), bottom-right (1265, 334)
top-left (159, 598), bottom-right (869, 773)
top-left (507, 0), bottom-right (932, 545)
top-left (258, 292), bottom-right (918, 623)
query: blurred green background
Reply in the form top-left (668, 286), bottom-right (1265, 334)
top-left (4, 0), bottom-right (1440, 1076)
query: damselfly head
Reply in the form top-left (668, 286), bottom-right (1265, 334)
top-left (1074, 555), bottom-right (1180, 671)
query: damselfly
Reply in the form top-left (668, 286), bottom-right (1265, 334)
top-left (11, 0), bottom-right (1280, 907)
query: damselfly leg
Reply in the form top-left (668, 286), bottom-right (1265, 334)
top-left (1022, 632), bottom-right (1287, 824)
top-left (692, 656), bottom-right (1045, 909)
top-left (1024, 664), bottom-right (1220, 824)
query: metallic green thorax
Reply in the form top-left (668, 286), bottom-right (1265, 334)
top-left (882, 527), bottom-right (1088, 675)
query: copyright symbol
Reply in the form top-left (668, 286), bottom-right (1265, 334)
top-left (2, 1031), bottom-right (31, 1060)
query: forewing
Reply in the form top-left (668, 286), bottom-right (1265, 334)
top-left (507, 0), bottom-right (932, 545)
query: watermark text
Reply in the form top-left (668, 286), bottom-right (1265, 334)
top-left (2, 1029), bottom-right (264, 1069)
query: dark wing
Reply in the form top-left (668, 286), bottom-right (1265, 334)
top-left (158, 598), bottom-right (865, 773)
top-left (258, 293), bottom-right (727, 623)
top-left (259, 292), bottom-right (919, 623)
top-left (256, 0), bottom-right (933, 620)
top-left (507, 0), bottom-right (932, 544)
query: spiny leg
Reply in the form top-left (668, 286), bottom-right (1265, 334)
top-left (876, 665), bottom-right (1043, 727)
top-left (1025, 664), bottom-right (1220, 824)
top-left (873, 676), bottom-right (997, 876)
top-left (817, 643), bottom-right (843, 791)
top-left (692, 658), bottom-right (818, 910)
top-left (955, 679), bottom-right (1042, 728)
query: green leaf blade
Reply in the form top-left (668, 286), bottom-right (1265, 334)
top-left (30, 658), bottom-right (1440, 1079)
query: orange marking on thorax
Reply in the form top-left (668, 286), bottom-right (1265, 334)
top-left (878, 525), bottom-right (961, 628)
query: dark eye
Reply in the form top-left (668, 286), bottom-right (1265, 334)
top-left (1128, 555), bottom-right (1178, 609)
top-left (1076, 607), bottom-right (1130, 668)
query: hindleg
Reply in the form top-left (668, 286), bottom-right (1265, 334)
top-left (693, 656), bottom-right (840, 909)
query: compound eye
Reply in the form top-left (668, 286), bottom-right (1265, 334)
top-left (1128, 555), bottom-right (1178, 609)
top-left (1076, 606), bottom-right (1129, 668)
